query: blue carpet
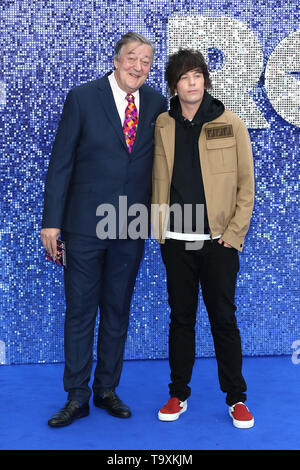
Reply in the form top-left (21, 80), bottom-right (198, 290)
top-left (0, 356), bottom-right (299, 451)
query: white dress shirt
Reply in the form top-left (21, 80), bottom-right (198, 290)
top-left (108, 71), bottom-right (140, 126)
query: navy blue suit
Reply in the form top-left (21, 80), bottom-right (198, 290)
top-left (42, 74), bottom-right (167, 402)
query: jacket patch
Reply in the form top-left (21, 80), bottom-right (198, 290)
top-left (205, 125), bottom-right (234, 139)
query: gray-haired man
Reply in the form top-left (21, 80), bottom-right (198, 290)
top-left (42, 32), bottom-right (167, 427)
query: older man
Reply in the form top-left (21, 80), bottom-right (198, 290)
top-left (41, 32), bottom-right (167, 427)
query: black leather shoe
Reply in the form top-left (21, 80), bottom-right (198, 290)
top-left (48, 400), bottom-right (89, 427)
top-left (93, 390), bottom-right (131, 418)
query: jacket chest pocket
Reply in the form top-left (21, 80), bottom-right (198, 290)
top-left (206, 137), bottom-right (237, 174)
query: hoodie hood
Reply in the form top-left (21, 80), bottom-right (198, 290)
top-left (169, 90), bottom-right (225, 127)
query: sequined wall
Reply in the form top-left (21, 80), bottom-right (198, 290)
top-left (0, 1), bottom-right (299, 365)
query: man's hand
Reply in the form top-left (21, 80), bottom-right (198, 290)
top-left (218, 238), bottom-right (232, 248)
top-left (41, 228), bottom-right (61, 259)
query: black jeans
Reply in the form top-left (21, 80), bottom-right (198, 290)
top-left (160, 238), bottom-right (247, 406)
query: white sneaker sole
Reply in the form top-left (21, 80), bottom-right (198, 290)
top-left (229, 408), bottom-right (254, 428)
top-left (158, 401), bottom-right (187, 421)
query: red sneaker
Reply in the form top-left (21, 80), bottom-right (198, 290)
top-left (158, 397), bottom-right (187, 421)
top-left (229, 402), bottom-right (254, 428)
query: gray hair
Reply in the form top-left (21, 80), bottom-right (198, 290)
top-left (114, 32), bottom-right (155, 62)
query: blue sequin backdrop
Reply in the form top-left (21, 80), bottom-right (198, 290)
top-left (0, 0), bottom-right (299, 365)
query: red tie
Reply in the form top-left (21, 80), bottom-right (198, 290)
top-left (123, 93), bottom-right (138, 153)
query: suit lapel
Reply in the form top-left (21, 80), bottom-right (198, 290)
top-left (96, 75), bottom-right (128, 151)
top-left (160, 120), bottom-right (175, 183)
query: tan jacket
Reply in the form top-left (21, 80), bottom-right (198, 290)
top-left (151, 110), bottom-right (255, 252)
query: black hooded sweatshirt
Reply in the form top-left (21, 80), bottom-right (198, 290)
top-left (168, 91), bottom-right (225, 235)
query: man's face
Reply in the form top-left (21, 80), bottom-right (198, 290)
top-left (114, 41), bottom-right (153, 93)
top-left (175, 68), bottom-right (206, 107)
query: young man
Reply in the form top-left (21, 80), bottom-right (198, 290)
top-left (151, 49), bottom-right (255, 428)
top-left (41, 32), bottom-right (167, 427)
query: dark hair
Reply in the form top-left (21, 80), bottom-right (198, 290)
top-left (165, 49), bottom-right (212, 96)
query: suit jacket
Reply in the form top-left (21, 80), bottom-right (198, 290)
top-left (42, 73), bottom-right (167, 237)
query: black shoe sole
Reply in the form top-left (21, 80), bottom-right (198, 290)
top-left (48, 409), bottom-right (90, 428)
top-left (93, 401), bottom-right (131, 418)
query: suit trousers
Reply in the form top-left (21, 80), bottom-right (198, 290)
top-left (160, 238), bottom-right (247, 406)
top-left (61, 231), bottom-right (144, 403)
